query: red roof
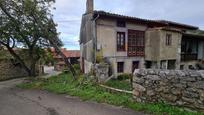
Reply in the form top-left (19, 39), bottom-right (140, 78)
top-left (50, 48), bottom-right (80, 58)
top-left (63, 50), bottom-right (80, 58)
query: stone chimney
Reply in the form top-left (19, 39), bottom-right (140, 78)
top-left (86, 0), bottom-right (93, 13)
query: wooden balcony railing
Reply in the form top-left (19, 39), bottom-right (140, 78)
top-left (181, 53), bottom-right (197, 61)
top-left (128, 46), bottom-right (144, 57)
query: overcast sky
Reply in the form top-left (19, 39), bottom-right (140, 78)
top-left (52, 0), bottom-right (204, 50)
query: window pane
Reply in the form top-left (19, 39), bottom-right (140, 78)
top-left (128, 30), bottom-right (145, 56)
top-left (117, 32), bottom-right (126, 51)
top-left (166, 34), bottom-right (172, 46)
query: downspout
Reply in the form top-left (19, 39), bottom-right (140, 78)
top-left (92, 14), bottom-right (100, 64)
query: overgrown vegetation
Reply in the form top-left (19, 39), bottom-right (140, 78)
top-left (0, 50), bottom-right (12, 59)
top-left (104, 73), bottom-right (133, 91)
top-left (117, 73), bottom-right (132, 81)
top-left (96, 50), bottom-right (104, 64)
top-left (17, 73), bottom-right (203, 115)
top-left (105, 79), bottom-right (132, 91)
top-left (42, 49), bottom-right (55, 66)
top-left (72, 64), bottom-right (81, 74)
top-left (0, 0), bottom-right (62, 77)
top-left (0, 49), bottom-right (28, 60)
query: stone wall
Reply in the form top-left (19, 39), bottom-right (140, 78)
top-left (0, 59), bottom-right (28, 81)
top-left (94, 63), bottom-right (109, 83)
top-left (133, 69), bottom-right (204, 110)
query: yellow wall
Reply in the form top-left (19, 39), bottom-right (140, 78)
top-left (145, 29), bottom-right (182, 61)
top-left (96, 18), bottom-right (147, 74)
top-left (145, 29), bottom-right (161, 61)
top-left (96, 18), bottom-right (147, 58)
top-left (159, 30), bottom-right (182, 60)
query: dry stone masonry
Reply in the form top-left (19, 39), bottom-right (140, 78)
top-left (0, 59), bottom-right (28, 81)
top-left (94, 63), bottom-right (109, 83)
top-left (133, 69), bottom-right (204, 110)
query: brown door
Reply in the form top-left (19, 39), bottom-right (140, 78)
top-left (81, 57), bottom-right (85, 73)
top-left (132, 61), bottom-right (139, 73)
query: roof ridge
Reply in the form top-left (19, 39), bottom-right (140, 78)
top-left (94, 10), bottom-right (160, 22)
top-left (94, 10), bottom-right (199, 30)
top-left (155, 20), bottom-right (198, 29)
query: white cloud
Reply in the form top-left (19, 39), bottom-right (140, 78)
top-left (53, 0), bottom-right (204, 50)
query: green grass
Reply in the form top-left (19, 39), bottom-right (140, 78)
top-left (105, 79), bottom-right (132, 91)
top-left (17, 73), bottom-right (204, 115)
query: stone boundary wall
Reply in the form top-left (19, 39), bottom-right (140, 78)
top-left (133, 69), bottom-right (204, 110)
top-left (0, 59), bottom-right (28, 81)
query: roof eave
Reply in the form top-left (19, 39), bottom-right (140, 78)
top-left (183, 33), bottom-right (204, 39)
top-left (94, 11), bottom-right (167, 27)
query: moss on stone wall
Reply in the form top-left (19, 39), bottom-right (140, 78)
top-left (0, 59), bottom-right (28, 81)
top-left (0, 49), bottom-right (42, 80)
top-left (133, 69), bottom-right (204, 110)
top-left (0, 50), bottom-right (13, 59)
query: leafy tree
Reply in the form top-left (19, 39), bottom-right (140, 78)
top-left (0, 0), bottom-right (76, 77)
top-left (42, 49), bottom-right (54, 66)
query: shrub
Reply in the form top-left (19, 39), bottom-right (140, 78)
top-left (117, 73), bottom-right (132, 81)
top-left (96, 50), bottom-right (104, 64)
top-left (72, 64), bottom-right (81, 75)
top-left (73, 64), bottom-right (80, 71)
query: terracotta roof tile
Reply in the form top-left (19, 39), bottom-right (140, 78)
top-left (93, 10), bottom-right (166, 26)
top-left (51, 48), bottom-right (80, 58)
top-left (63, 50), bottom-right (80, 58)
top-left (93, 10), bottom-right (198, 30)
top-left (156, 20), bottom-right (198, 30)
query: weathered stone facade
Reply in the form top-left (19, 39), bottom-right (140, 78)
top-left (94, 63), bottom-right (109, 83)
top-left (133, 69), bottom-right (204, 110)
top-left (145, 28), bottom-right (182, 69)
top-left (0, 59), bottom-right (28, 81)
top-left (96, 18), bottom-right (146, 75)
top-left (80, 0), bottom-right (204, 76)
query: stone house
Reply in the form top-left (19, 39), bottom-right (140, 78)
top-left (80, 0), bottom-right (204, 75)
top-left (51, 48), bottom-right (80, 71)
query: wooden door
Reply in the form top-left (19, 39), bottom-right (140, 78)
top-left (81, 57), bottom-right (85, 73)
top-left (132, 61), bottom-right (139, 73)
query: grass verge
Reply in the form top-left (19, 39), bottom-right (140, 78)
top-left (17, 73), bottom-right (203, 115)
top-left (105, 79), bottom-right (132, 91)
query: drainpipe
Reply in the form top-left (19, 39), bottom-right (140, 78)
top-left (92, 14), bottom-right (100, 64)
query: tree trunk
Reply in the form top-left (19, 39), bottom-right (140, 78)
top-left (6, 46), bottom-right (32, 76)
top-left (30, 60), bottom-right (37, 77)
top-left (49, 40), bottom-right (77, 80)
top-left (28, 48), bottom-right (40, 77)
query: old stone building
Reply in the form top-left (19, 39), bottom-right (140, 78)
top-left (50, 48), bottom-right (80, 71)
top-left (80, 0), bottom-right (204, 75)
